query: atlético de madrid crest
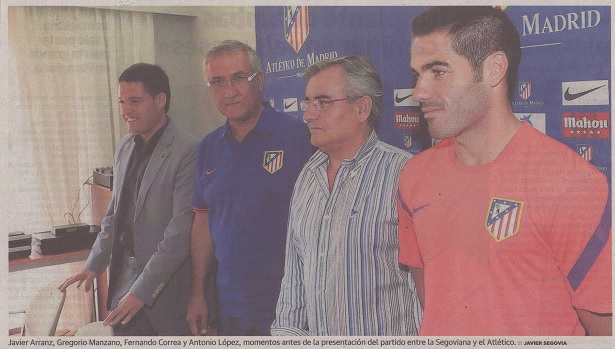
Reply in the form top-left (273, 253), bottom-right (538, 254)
top-left (285, 6), bottom-right (309, 53)
top-left (519, 81), bottom-right (532, 100)
top-left (263, 150), bottom-right (284, 174)
top-left (485, 197), bottom-right (524, 242)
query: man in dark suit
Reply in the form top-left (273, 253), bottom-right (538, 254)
top-left (60, 63), bottom-right (197, 336)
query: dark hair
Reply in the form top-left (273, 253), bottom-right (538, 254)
top-left (303, 56), bottom-right (383, 128)
top-left (412, 6), bottom-right (521, 101)
top-left (119, 63), bottom-right (171, 113)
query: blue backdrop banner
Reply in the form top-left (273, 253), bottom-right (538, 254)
top-left (255, 6), bottom-right (611, 180)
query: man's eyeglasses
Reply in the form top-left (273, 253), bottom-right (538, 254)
top-left (300, 97), bottom-right (351, 112)
top-left (207, 72), bottom-right (259, 89)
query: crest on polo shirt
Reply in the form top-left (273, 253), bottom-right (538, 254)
top-left (263, 150), bottom-right (284, 174)
top-left (485, 197), bottom-right (524, 242)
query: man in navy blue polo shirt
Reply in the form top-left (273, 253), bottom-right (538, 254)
top-left (187, 40), bottom-right (312, 336)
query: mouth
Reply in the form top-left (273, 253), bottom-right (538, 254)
top-left (124, 117), bottom-right (138, 122)
top-left (224, 100), bottom-right (242, 107)
top-left (420, 104), bottom-right (443, 117)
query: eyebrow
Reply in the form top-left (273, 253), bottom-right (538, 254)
top-left (118, 96), bottom-right (142, 101)
top-left (411, 60), bottom-right (451, 74)
top-left (304, 94), bottom-right (333, 100)
top-left (209, 71), bottom-right (250, 80)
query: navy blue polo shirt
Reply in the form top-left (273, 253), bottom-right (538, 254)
top-left (193, 103), bottom-right (312, 318)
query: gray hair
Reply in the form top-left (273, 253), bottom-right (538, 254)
top-left (204, 40), bottom-right (262, 74)
top-left (303, 56), bottom-right (383, 127)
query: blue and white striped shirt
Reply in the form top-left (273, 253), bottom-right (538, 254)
top-left (271, 132), bottom-right (422, 336)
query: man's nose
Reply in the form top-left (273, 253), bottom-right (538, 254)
top-left (412, 76), bottom-right (431, 102)
top-left (221, 82), bottom-right (239, 98)
top-left (121, 104), bottom-right (131, 115)
top-left (304, 110), bottom-right (318, 123)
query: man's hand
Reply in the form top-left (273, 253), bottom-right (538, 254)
top-left (103, 293), bottom-right (144, 326)
top-left (186, 292), bottom-right (210, 335)
top-left (58, 269), bottom-right (98, 293)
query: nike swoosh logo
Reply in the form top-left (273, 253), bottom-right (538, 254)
top-left (395, 93), bottom-right (412, 104)
top-left (206, 168), bottom-right (217, 175)
top-left (412, 204), bottom-right (430, 214)
top-left (285, 100), bottom-right (297, 109)
top-left (564, 85), bottom-right (606, 101)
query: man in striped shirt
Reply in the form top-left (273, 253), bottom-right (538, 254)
top-left (271, 56), bottom-right (422, 335)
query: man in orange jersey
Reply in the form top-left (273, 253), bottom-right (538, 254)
top-left (397, 6), bottom-right (611, 336)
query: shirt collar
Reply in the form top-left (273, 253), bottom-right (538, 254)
top-left (134, 117), bottom-right (170, 151)
top-left (349, 130), bottom-right (379, 164)
top-left (310, 130), bottom-right (379, 170)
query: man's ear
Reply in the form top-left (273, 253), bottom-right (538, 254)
top-left (155, 92), bottom-right (167, 111)
top-left (356, 96), bottom-right (372, 124)
top-left (484, 51), bottom-right (508, 88)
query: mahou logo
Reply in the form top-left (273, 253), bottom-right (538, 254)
top-left (562, 112), bottom-right (609, 138)
top-left (394, 111), bottom-right (421, 130)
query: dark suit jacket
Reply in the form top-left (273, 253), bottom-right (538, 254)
top-left (85, 119), bottom-right (198, 335)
